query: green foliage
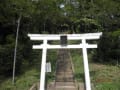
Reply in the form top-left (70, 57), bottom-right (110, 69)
top-left (70, 48), bottom-right (120, 89)
top-left (74, 18), bottom-right (103, 33)
top-left (0, 68), bottom-right (40, 90)
top-left (90, 63), bottom-right (120, 90)
top-left (0, 45), bottom-right (14, 76)
top-left (76, 0), bottom-right (120, 31)
top-left (46, 50), bottom-right (58, 83)
top-left (0, 0), bottom-right (35, 78)
top-left (93, 30), bottom-right (120, 64)
top-left (95, 82), bottom-right (120, 90)
top-left (0, 0), bottom-right (120, 89)
top-left (70, 49), bottom-right (84, 82)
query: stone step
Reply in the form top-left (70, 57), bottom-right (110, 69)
top-left (47, 88), bottom-right (77, 90)
top-left (56, 72), bottom-right (73, 75)
top-left (55, 77), bottom-right (74, 81)
top-left (55, 78), bottom-right (74, 82)
top-left (55, 49), bottom-right (76, 88)
top-left (56, 74), bottom-right (74, 78)
top-left (57, 63), bottom-right (72, 66)
top-left (35, 82), bottom-right (78, 90)
top-left (55, 82), bottom-right (76, 87)
top-left (56, 69), bottom-right (73, 72)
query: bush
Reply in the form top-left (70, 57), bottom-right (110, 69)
top-left (93, 30), bottom-right (120, 64)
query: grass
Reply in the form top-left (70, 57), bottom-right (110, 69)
top-left (0, 50), bottom-right (57, 90)
top-left (70, 49), bottom-right (120, 90)
top-left (0, 48), bottom-right (120, 90)
top-left (46, 49), bottom-right (57, 83)
top-left (70, 49), bottom-right (84, 82)
top-left (90, 63), bottom-right (120, 90)
top-left (0, 68), bottom-right (40, 90)
top-left (95, 82), bottom-right (120, 90)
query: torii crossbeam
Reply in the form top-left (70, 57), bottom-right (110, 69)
top-left (28, 32), bottom-right (102, 90)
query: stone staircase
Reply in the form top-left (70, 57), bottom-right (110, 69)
top-left (53, 49), bottom-right (77, 90)
top-left (29, 49), bottom-right (86, 90)
top-left (55, 49), bottom-right (74, 82)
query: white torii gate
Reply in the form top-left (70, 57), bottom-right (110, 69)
top-left (28, 32), bottom-right (102, 90)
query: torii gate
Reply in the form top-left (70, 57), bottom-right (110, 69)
top-left (28, 32), bottom-right (102, 90)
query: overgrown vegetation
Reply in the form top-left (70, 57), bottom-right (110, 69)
top-left (70, 49), bottom-right (84, 82)
top-left (0, 68), bottom-right (40, 90)
top-left (70, 49), bottom-right (120, 90)
top-left (90, 63), bottom-right (120, 90)
top-left (93, 30), bottom-right (120, 65)
top-left (0, 50), bottom-right (57, 90)
top-left (0, 0), bottom-right (120, 89)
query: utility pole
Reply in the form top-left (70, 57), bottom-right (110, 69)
top-left (12, 14), bottom-right (21, 84)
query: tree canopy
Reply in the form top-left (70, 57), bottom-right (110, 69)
top-left (0, 0), bottom-right (120, 78)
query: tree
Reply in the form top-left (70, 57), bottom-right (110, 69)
top-left (93, 30), bottom-right (120, 64)
top-left (0, 0), bottom-right (34, 77)
top-left (74, 18), bottom-right (103, 33)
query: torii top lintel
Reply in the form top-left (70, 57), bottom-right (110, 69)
top-left (28, 32), bottom-right (102, 40)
